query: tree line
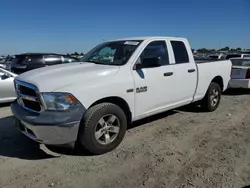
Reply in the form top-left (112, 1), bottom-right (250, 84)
top-left (67, 52), bottom-right (85, 56)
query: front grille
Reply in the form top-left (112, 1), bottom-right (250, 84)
top-left (19, 85), bottom-right (37, 96)
top-left (23, 99), bottom-right (41, 111)
top-left (15, 80), bottom-right (43, 113)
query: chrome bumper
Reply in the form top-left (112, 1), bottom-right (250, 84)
top-left (11, 100), bottom-right (85, 145)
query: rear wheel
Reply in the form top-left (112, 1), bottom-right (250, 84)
top-left (78, 103), bottom-right (127, 155)
top-left (201, 82), bottom-right (222, 112)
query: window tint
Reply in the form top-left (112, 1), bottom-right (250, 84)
top-left (171, 41), bottom-right (189, 64)
top-left (44, 55), bottom-right (62, 65)
top-left (141, 41), bottom-right (169, 66)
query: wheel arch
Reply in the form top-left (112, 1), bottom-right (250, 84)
top-left (89, 96), bottom-right (132, 124)
top-left (211, 76), bottom-right (224, 91)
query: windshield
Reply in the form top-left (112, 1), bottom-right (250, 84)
top-left (81, 40), bottom-right (142, 65)
top-left (231, 59), bottom-right (250, 67)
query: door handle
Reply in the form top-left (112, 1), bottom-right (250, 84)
top-left (188, 69), bottom-right (196, 73)
top-left (163, 72), bottom-right (173, 76)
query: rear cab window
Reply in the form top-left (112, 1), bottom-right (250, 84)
top-left (170, 41), bottom-right (189, 64)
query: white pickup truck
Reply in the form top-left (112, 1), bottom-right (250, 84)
top-left (11, 37), bottom-right (232, 154)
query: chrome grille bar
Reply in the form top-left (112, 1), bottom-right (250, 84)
top-left (14, 80), bottom-right (44, 113)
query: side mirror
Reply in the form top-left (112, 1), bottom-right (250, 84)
top-left (1, 74), bottom-right (10, 80)
top-left (135, 57), bottom-right (161, 69)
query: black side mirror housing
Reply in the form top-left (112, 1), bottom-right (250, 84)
top-left (135, 57), bottom-right (161, 69)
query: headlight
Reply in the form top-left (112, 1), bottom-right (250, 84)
top-left (41, 92), bottom-right (80, 111)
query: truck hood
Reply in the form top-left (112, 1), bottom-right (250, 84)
top-left (15, 62), bottom-right (120, 92)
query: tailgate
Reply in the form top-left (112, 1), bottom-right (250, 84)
top-left (231, 66), bottom-right (248, 79)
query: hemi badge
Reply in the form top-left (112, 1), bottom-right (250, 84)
top-left (126, 89), bottom-right (134, 93)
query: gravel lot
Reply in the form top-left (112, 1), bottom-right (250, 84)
top-left (1, 90), bottom-right (250, 188)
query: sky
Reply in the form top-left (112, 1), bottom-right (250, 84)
top-left (0, 0), bottom-right (249, 55)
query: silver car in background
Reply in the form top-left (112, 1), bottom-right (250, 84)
top-left (228, 58), bottom-right (250, 89)
top-left (0, 68), bottom-right (17, 103)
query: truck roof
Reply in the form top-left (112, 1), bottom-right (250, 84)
top-left (110, 36), bottom-right (187, 42)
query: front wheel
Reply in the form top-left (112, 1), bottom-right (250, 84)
top-left (201, 82), bottom-right (222, 112)
top-left (78, 103), bottom-right (127, 155)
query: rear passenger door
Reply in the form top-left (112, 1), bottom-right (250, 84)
top-left (44, 55), bottom-right (62, 66)
top-left (170, 40), bottom-right (197, 104)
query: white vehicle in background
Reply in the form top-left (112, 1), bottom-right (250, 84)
top-left (241, 54), bottom-right (250, 58)
top-left (0, 68), bottom-right (17, 103)
top-left (229, 58), bottom-right (250, 88)
top-left (5, 56), bottom-right (15, 70)
top-left (0, 64), bottom-right (5, 69)
top-left (11, 36), bottom-right (232, 154)
top-left (0, 56), bottom-right (15, 70)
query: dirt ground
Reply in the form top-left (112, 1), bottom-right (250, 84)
top-left (1, 90), bottom-right (250, 188)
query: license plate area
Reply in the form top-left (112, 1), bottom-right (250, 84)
top-left (232, 69), bottom-right (241, 76)
top-left (231, 68), bottom-right (245, 79)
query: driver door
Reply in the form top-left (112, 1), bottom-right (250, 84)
top-left (0, 69), bottom-right (16, 102)
top-left (132, 40), bottom-right (176, 119)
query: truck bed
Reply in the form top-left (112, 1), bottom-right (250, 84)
top-left (193, 59), bottom-right (232, 102)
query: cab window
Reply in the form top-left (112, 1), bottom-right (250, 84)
top-left (140, 41), bottom-right (169, 67)
top-left (171, 41), bottom-right (189, 64)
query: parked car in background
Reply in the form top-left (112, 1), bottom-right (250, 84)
top-left (5, 55), bottom-right (15, 70)
top-left (11, 36), bottom-right (232, 154)
top-left (225, 54), bottom-right (242, 59)
top-left (241, 54), bottom-right (250, 58)
top-left (0, 68), bottom-right (17, 103)
top-left (10, 53), bottom-right (79, 74)
top-left (0, 64), bottom-right (5, 69)
top-left (0, 56), bottom-right (5, 61)
top-left (228, 58), bottom-right (250, 88)
top-left (208, 55), bottom-right (219, 59)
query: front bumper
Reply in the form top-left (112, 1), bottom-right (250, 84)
top-left (11, 100), bottom-right (85, 145)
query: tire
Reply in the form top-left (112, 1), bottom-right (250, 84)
top-left (201, 82), bottom-right (222, 112)
top-left (78, 103), bottom-right (127, 155)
